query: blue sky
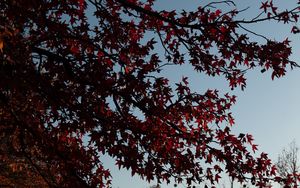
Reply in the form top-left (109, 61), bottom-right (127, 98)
top-left (99, 1), bottom-right (300, 187)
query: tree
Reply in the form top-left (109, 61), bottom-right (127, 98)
top-left (1, 0), bottom-right (300, 187)
top-left (276, 141), bottom-right (300, 187)
top-left (0, 127), bottom-right (49, 187)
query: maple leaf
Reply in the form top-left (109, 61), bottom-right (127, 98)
top-left (260, 1), bottom-right (270, 13)
top-left (252, 144), bottom-right (258, 152)
top-left (215, 174), bottom-right (221, 182)
top-left (215, 9), bottom-right (222, 17)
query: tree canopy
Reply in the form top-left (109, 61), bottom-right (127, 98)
top-left (1, 0), bottom-right (300, 187)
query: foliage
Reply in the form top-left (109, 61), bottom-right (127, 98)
top-left (0, 128), bottom-right (49, 187)
top-left (1, 0), bottom-right (300, 187)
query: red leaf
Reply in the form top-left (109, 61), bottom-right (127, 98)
top-left (260, 1), bottom-right (270, 12)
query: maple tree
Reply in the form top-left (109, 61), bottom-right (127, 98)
top-left (1, 0), bottom-right (300, 187)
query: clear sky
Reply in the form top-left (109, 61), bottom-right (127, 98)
top-left (100, 1), bottom-right (300, 187)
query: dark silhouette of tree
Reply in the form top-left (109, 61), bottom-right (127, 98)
top-left (1, 0), bottom-right (300, 187)
top-left (276, 140), bottom-right (300, 187)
